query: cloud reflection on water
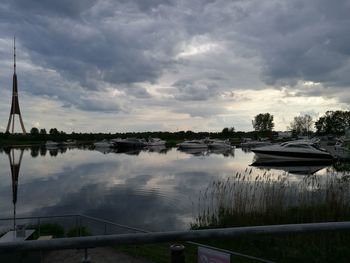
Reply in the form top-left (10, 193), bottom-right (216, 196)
top-left (0, 147), bottom-right (338, 231)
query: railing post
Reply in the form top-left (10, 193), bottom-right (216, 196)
top-left (79, 216), bottom-right (82, 237)
top-left (81, 248), bottom-right (90, 263)
top-left (38, 218), bottom-right (41, 237)
top-left (170, 244), bottom-right (185, 263)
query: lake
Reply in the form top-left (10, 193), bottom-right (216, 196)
top-left (0, 146), bottom-right (345, 232)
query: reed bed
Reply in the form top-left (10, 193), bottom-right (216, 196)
top-left (192, 169), bottom-right (350, 229)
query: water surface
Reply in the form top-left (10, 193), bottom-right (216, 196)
top-left (0, 146), bottom-right (342, 231)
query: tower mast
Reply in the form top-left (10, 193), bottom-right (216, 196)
top-left (6, 36), bottom-right (26, 134)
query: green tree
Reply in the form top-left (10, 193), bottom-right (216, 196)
top-left (315, 111), bottom-right (350, 135)
top-left (39, 128), bottom-right (47, 135)
top-left (30, 127), bottom-right (39, 135)
top-left (252, 113), bottom-right (274, 132)
top-left (222, 127), bottom-right (235, 135)
top-left (288, 114), bottom-right (313, 136)
top-left (49, 128), bottom-right (59, 135)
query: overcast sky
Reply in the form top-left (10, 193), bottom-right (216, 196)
top-left (0, 0), bottom-right (349, 133)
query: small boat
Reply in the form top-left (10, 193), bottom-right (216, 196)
top-left (94, 140), bottom-right (113, 148)
top-left (111, 138), bottom-right (146, 149)
top-left (62, 140), bottom-right (76, 146)
top-left (45, 141), bottom-right (59, 148)
top-left (206, 139), bottom-right (232, 149)
top-left (240, 138), bottom-right (271, 148)
top-left (146, 138), bottom-right (166, 147)
top-left (177, 140), bottom-right (208, 150)
top-left (252, 140), bottom-right (333, 161)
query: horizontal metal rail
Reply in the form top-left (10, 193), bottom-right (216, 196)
top-left (80, 215), bottom-right (272, 262)
top-left (0, 214), bottom-right (147, 234)
top-left (0, 221), bottom-right (349, 253)
top-left (79, 214), bottom-right (148, 233)
top-left (0, 214), bottom-right (79, 221)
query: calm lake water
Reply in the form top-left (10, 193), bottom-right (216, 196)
top-left (0, 146), bottom-right (344, 231)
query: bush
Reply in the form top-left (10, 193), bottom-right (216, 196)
top-left (66, 226), bottom-right (91, 237)
top-left (32, 223), bottom-right (65, 239)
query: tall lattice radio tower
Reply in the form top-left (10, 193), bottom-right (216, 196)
top-left (6, 37), bottom-right (26, 134)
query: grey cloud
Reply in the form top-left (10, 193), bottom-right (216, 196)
top-left (124, 84), bottom-right (151, 99)
top-left (1, 0), bottom-right (349, 117)
top-left (172, 80), bottom-right (219, 101)
top-left (1, 0), bottom-right (180, 92)
top-left (174, 105), bottom-right (224, 118)
top-left (12, 0), bottom-right (97, 18)
top-left (116, 0), bottom-right (173, 12)
top-left (238, 0), bottom-right (350, 88)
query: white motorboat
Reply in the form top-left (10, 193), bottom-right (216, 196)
top-left (94, 140), bottom-right (113, 148)
top-left (206, 139), bottom-right (232, 149)
top-left (177, 140), bottom-right (208, 149)
top-left (146, 138), bottom-right (166, 147)
top-left (252, 141), bottom-right (333, 161)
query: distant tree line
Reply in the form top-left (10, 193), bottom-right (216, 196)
top-left (0, 110), bottom-right (349, 146)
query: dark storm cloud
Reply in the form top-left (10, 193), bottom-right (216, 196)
top-left (0, 0), bottom-right (180, 97)
top-left (116, 0), bottom-right (173, 12)
top-left (238, 0), bottom-right (350, 88)
top-left (0, 0), bottom-right (349, 114)
top-left (12, 0), bottom-right (97, 18)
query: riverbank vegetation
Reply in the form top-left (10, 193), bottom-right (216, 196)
top-left (189, 170), bottom-right (350, 262)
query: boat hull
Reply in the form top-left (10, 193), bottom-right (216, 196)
top-left (252, 150), bottom-right (333, 161)
top-left (178, 144), bottom-right (208, 149)
top-left (251, 160), bottom-right (332, 174)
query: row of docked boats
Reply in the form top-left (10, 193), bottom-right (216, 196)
top-left (94, 137), bottom-right (166, 149)
top-left (177, 139), bottom-right (233, 150)
top-left (45, 140), bottom-right (76, 148)
top-left (94, 138), bottom-right (233, 151)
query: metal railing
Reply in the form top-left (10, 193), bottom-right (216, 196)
top-left (1, 216), bottom-right (350, 262)
top-left (0, 221), bottom-right (349, 250)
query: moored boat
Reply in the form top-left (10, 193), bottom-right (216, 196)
top-left (252, 140), bottom-right (333, 161)
top-left (94, 140), bottom-right (113, 148)
top-left (240, 138), bottom-right (271, 148)
top-left (207, 139), bottom-right (232, 149)
top-left (146, 138), bottom-right (166, 147)
top-left (177, 140), bottom-right (208, 150)
top-left (45, 141), bottom-right (59, 148)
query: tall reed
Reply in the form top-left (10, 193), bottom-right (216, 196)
top-left (192, 169), bottom-right (350, 229)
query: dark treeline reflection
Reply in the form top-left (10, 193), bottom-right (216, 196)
top-left (29, 146), bottom-right (69, 157)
